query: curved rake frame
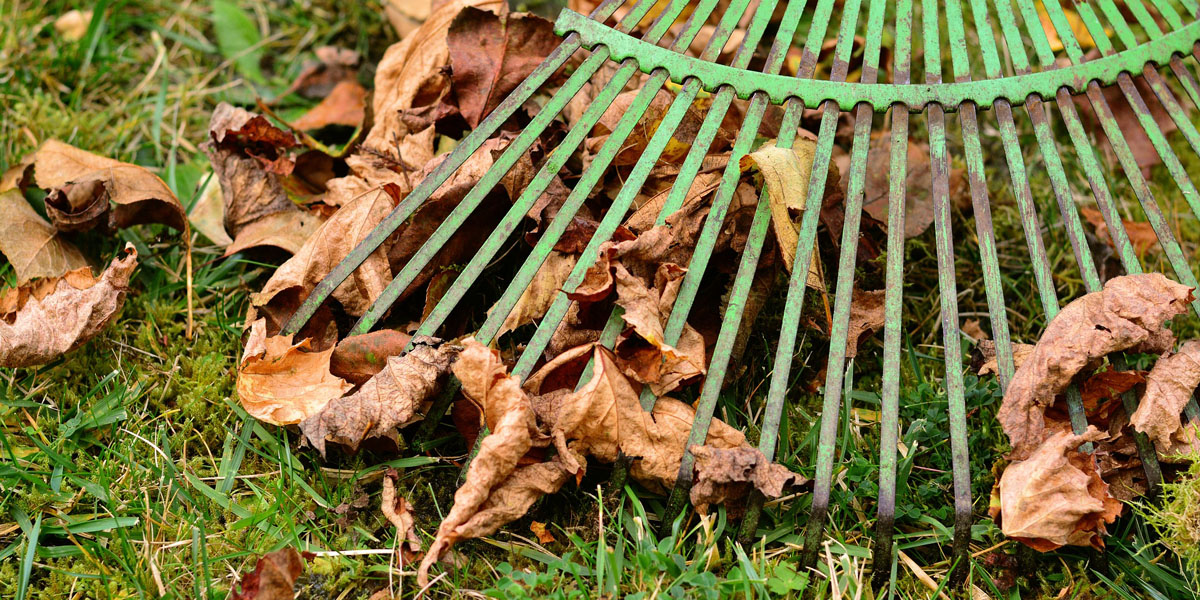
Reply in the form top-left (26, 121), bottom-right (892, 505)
top-left (282, 0), bottom-right (1200, 586)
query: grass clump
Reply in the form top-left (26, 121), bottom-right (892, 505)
top-left (1140, 455), bottom-right (1200, 577)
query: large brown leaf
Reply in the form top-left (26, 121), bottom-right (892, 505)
top-left (0, 245), bottom-right (137, 368)
top-left (496, 251), bottom-right (576, 338)
top-left (299, 337), bottom-right (458, 456)
top-left (446, 7), bottom-right (559, 127)
top-left (18, 140), bottom-right (187, 233)
top-left (418, 338), bottom-right (563, 585)
top-left (997, 274), bottom-right (1193, 459)
top-left (251, 180), bottom-right (399, 318)
top-left (997, 428), bottom-right (1122, 551)
top-left (236, 318), bottom-right (353, 425)
top-left (0, 189), bottom-right (88, 284)
top-left (1132, 340), bottom-right (1200, 453)
top-left (689, 445), bottom-right (806, 517)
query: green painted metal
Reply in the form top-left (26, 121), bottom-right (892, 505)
top-left (553, 7), bottom-right (1200, 111)
top-left (285, 0), bottom-right (1200, 590)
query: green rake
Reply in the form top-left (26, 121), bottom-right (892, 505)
top-left (281, 0), bottom-right (1200, 586)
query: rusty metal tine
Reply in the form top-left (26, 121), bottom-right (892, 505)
top-left (920, 0), bottom-right (972, 585)
top-left (797, 0), bottom-right (870, 573)
top-left (871, 2), bottom-right (913, 587)
top-left (1143, 0), bottom-right (1200, 107)
top-left (1115, 3), bottom-right (1200, 156)
top-left (278, 0), bottom-right (632, 336)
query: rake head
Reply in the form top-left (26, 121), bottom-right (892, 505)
top-left (282, 0), bottom-right (1200, 586)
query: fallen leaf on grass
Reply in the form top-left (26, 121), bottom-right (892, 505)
top-left (689, 445), bottom-right (807, 517)
top-left (231, 547), bottom-right (310, 600)
top-left (1079, 207), bottom-right (1159, 258)
top-left (1132, 340), bottom-right (1200, 453)
top-left (54, 9), bottom-right (93, 41)
top-left (382, 468), bottom-right (423, 565)
top-left (236, 318), bottom-right (353, 426)
top-left (997, 274), bottom-right (1193, 459)
top-left (300, 337), bottom-right (458, 456)
top-left (839, 132), bottom-right (939, 239)
top-left (223, 209), bottom-right (326, 257)
top-left (972, 339), bottom-right (1035, 377)
top-left (281, 46), bottom-right (361, 100)
top-left (0, 189), bottom-right (88, 284)
top-left (529, 521), bottom-right (555, 544)
top-left (446, 7), bottom-right (559, 128)
top-left (0, 245), bottom-right (137, 368)
top-left (17, 139), bottom-right (187, 233)
top-left (996, 428), bottom-right (1122, 551)
top-left (418, 339), bottom-right (569, 586)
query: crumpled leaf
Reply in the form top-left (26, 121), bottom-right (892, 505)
top-left (739, 138), bottom-right (823, 289)
top-left (418, 338), bottom-right (569, 586)
top-left (846, 288), bottom-right (884, 358)
top-left (231, 548), bottom-right (309, 600)
top-left (446, 7), bottom-right (558, 128)
top-left (972, 339), bottom-right (1035, 377)
top-left (202, 103), bottom-right (301, 240)
top-left (16, 139), bottom-right (187, 233)
top-left (251, 181), bottom-right (400, 318)
top-left (0, 189), bottom-right (88, 284)
top-left (689, 445), bottom-right (807, 517)
top-left (382, 468), bottom-right (423, 566)
top-left (236, 318), bottom-right (352, 426)
top-left (329, 329), bottom-right (415, 385)
top-left (300, 337), bottom-right (458, 456)
top-left (0, 245), bottom-right (137, 368)
top-left (996, 428), bottom-right (1122, 551)
top-left (1132, 340), bottom-right (1200, 454)
top-left (223, 209), bottom-right (327, 257)
top-left (998, 274), bottom-right (1193, 459)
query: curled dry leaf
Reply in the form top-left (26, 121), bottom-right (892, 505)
top-left (740, 138), bottom-right (823, 288)
top-left (251, 181), bottom-right (399, 318)
top-left (1132, 340), bottom-right (1200, 454)
top-left (996, 428), bottom-right (1122, 551)
top-left (236, 318), bottom-right (353, 426)
top-left (382, 469), bottom-right (423, 565)
top-left (223, 209), bottom-right (327, 257)
top-left (998, 274), bottom-right (1193, 459)
top-left (446, 7), bottom-right (559, 128)
top-left (418, 338), bottom-right (569, 586)
top-left (231, 547), bottom-right (309, 600)
top-left (17, 139), bottom-right (187, 233)
top-left (497, 251), bottom-right (576, 338)
top-left (282, 46), bottom-right (361, 100)
top-left (0, 245), bottom-right (137, 368)
top-left (529, 521), bottom-right (555, 545)
top-left (300, 337), bottom-right (458, 456)
top-left (0, 189), bottom-right (88, 284)
top-left (689, 445), bottom-right (807, 517)
top-left (292, 80), bottom-right (368, 131)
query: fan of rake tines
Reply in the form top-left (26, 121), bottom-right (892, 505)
top-left (279, 0), bottom-right (1200, 587)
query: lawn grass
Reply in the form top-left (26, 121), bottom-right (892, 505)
top-left (2, 0), bottom-right (1200, 598)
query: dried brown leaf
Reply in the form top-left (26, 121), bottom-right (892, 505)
top-left (231, 548), bottom-right (308, 600)
top-left (300, 337), bottom-right (457, 455)
top-left (0, 245), bottom-right (137, 368)
top-left (292, 80), bottom-right (368, 131)
top-left (998, 274), bottom-right (1193, 458)
top-left (330, 329), bottom-right (415, 385)
top-left (846, 288), bottom-right (885, 358)
top-left (689, 445), bottom-right (807, 516)
top-left (998, 428), bottom-right (1122, 551)
top-left (282, 46), bottom-right (361, 100)
top-left (223, 209), bottom-right (326, 257)
top-left (973, 339), bottom-right (1036, 377)
top-left (0, 189), bottom-right (88, 284)
top-left (1079, 207), bottom-right (1159, 258)
top-left (447, 7), bottom-right (558, 127)
top-left (19, 140), bottom-right (187, 233)
top-left (1132, 340), bottom-right (1200, 452)
top-left (382, 469), bottom-right (423, 565)
top-left (237, 318), bottom-right (353, 426)
top-left (497, 251), bottom-right (576, 338)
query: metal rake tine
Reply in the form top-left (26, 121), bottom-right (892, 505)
top-left (919, 0), bottom-right (972, 586)
top-left (796, 0), bottom-right (870, 573)
top-left (741, 0), bottom-right (842, 552)
top-left (279, 0), bottom-right (631, 336)
top-left (955, 0), bottom-right (1018, 390)
top-left (1137, 0), bottom-right (1200, 108)
top-left (868, 0), bottom-right (913, 588)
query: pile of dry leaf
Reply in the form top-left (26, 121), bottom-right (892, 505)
top-left (986, 274), bottom-right (1200, 551)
